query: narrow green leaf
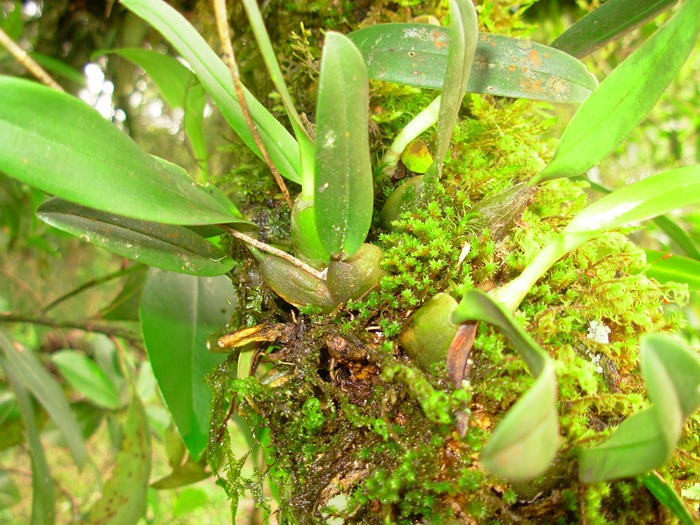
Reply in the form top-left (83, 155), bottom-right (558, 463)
top-left (643, 471), bottom-right (697, 525)
top-left (0, 350), bottom-right (55, 525)
top-left (87, 393), bottom-right (151, 525)
top-left (314, 32), bottom-right (373, 259)
top-left (291, 196), bottom-right (331, 268)
top-left (434, 0), bottom-right (478, 175)
top-left (347, 24), bottom-right (598, 104)
top-left (0, 390), bottom-right (18, 426)
top-left (534, 0), bottom-right (700, 182)
top-left (644, 250), bottom-right (700, 291)
top-left (0, 470), bottom-right (20, 510)
top-left (239, 0), bottom-right (313, 147)
top-left (492, 166), bottom-right (700, 312)
top-left (552, 0), bottom-right (678, 58)
top-left (0, 332), bottom-right (87, 469)
top-left (453, 290), bottom-right (560, 481)
top-left (99, 267), bottom-right (148, 321)
top-left (140, 270), bottom-right (235, 459)
top-left (37, 198), bottom-right (235, 277)
top-left (579, 334), bottom-right (700, 482)
top-left (28, 52), bottom-right (86, 85)
top-left (652, 215), bottom-right (700, 260)
top-left (0, 2), bottom-right (23, 41)
top-left (565, 166), bottom-right (700, 238)
top-left (0, 76), bottom-right (238, 224)
top-left (102, 48), bottom-right (209, 177)
top-left (51, 351), bottom-right (122, 410)
top-left (121, 0), bottom-right (302, 184)
top-left (151, 457), bottom-right (209, 489)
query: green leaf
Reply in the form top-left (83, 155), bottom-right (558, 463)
top-left (121, 0), bottom-right (302, 184)
top-left (452, 290), bottom-right (560, 481)
top-left (552, 0), bottom-right (678, 58)
top-left (87, 393), bottom-right (151, 525)
top-left (434, 0), bottom-right (478, 175)
top-left (140, 270), bottom-right (235, 459)
top-left (101, 48), bottom-right (208, 178)
top-left (99, 267), bottom-right (148, 321)
top-left (533, 0), bottom-right (700, 182)
top-left (579, 334), bottom-right (700, 482)
top-left (651, 215), bottom-right (700, 260)
top-left (172, 487), bottom-right (208, 518)
top-left (37, 198), bottom-right (235, 277)
top-left (0, 332), bottom-right (88, 469)
top-left (0, 470), bottom-right (20, 510)
top-left (643, 471), bottom-right (697, 525)
top-left (51, 351), bottom-right (122, 410)
top-left (151, 458), bottom-right (209, 489)
top-left (347, 24), bottom-right (598, 104)
top-left (313, 32), bottom-right (373, 259)
top-left (0, 2), bottom-right (23, 41)
top-left (492, 165), bottom-right (700, 312)
top-left (0, 348), bottom-right (56, 525)
top-left (565, 166), bottom-right (700, 239)
top-left (0, 76), bottom-right (238, 225)
top-left (644, 250), bottom-right (700, 291)
top-left (29, 52), bottom-right (86, 85)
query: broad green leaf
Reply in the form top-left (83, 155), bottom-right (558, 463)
top-left (99, 267), bottom-right (148, 321)
top-left (87, 393), bottom-right (151, 525)
top-left (102, 48), bottom-right (208, 178)
top-left (314, 32), bottom-right (373, 259)
top-left (0, 76), bottom-right (238, 225)
top-left (434, 0), bottom-right (478, 175)
top-left (452, 290), bottom-right (560, 481)
top-left (644, 250), bottom-right (700, 291)
top-left (643, 471), bottom-right (697, 525)
top-left (140, 270), bottom-right (235, 459)
top-left (579, 334), bottom-right (700, 482)
top-left (533, 0), bottom-right (700, 182)
top-left (121, 0), bottom-right (302, 184)
top-left (579, 408), bottom-right (670, 481)
top-left (51, 351), bottom-right (122, 410)
top-left (347, 24), bottom-right (597, 104)
top-left (0, 332), bottom-right (87, 469)
top-left (0, 351), bottom-right (55, 525)
top-left (37, 198), bottom-right (235, 277)
top-left (552, 0), bottom-right (677, 58)
top-left (0, 470), bottom-right (20, 509)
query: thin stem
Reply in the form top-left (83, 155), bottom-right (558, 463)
top-left (0, 313), bottom-right (140, 341)
top-left (221, 225), bottom-right (326, 281)
top-left (378, 96), bottom-right (441, 181)
top-left (212, 0), bottom-right (292, 208)
top-left (490, 231), bottom-right (589, 312)
top-left (0, 27), bottom-right (64, 91)
top-left (37, 264), bottom-right (144, 315)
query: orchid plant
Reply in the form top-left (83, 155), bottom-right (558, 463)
top-left (0, 0), bottom-right (699, 522)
